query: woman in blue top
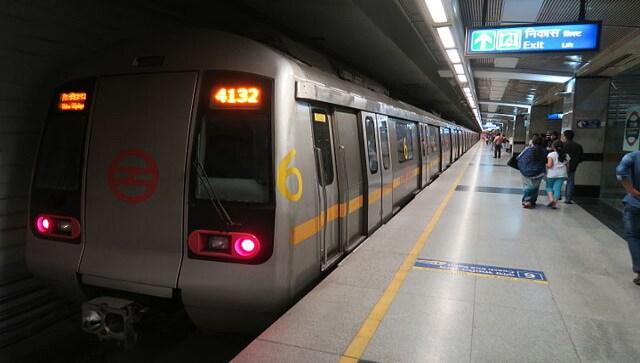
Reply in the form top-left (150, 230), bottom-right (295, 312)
top-left (516, 136), bottom-right (547, 208)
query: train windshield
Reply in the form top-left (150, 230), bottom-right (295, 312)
top-left (34, 78), bottom-right (94, 191)
top-left (192, 72), bottom-right (273, 204)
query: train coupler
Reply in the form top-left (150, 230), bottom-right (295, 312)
top-left (81, 296), bottom-right (144, 347)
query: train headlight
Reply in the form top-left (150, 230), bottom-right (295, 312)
top-left (33, 214), bottom-right (81, 240)
top-left (206, 235), bottom-right (230, 252)
top-left (55, 219), bottom-right (73, 236)
top-left (188, 230), bottom-right (262, 261)
top-left (82, 309), bottom-right (103, 333)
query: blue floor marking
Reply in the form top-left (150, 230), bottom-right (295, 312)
top-left (414, 258), bottom-right (548, 283)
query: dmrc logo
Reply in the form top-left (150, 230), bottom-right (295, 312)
top-left (108, 149), bottom-right (159, 203)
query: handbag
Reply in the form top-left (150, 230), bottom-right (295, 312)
top-left (507, 154), bottom-right (519, 170)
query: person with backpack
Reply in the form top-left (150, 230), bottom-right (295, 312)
top-left (545, 140), bottom-right (571, 209)
top-left (517, 136), bottom-right (547, 208)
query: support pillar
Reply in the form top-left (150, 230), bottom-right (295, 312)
top-left (566, 77), bottom-right (610, 197)
top-left (512, 114), bottom-right (527, 155)
top-left (529, 105), bottom-right (548, 140)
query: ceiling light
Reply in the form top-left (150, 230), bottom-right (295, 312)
top-left (463, 87), bottom-right (472, 94)
top-left (436, 27), bottom-right (455, 48)
top-left (453, 64), bottom-right (464, 74)
top-left (457, 74), bottom-right (467, 83)
top-left (425, 0), bottom-right (448, 23)
top-left (446, 49), bottom-right (461, 63)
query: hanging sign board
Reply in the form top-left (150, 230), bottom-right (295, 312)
top-left (466, 22), bottom-right (601, 56)
top-left (623, 106), bottom-right (640, 152)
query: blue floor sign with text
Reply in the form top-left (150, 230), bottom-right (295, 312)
top-left (414, 258), bottom-right (548, 284)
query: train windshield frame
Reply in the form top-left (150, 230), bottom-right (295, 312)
top-left (191, 71), bottom-right (274, 204)
top-left (34, 78), bottom-right (95, 191)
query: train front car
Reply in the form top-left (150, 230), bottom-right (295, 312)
top-left (25, 30), bottom-right (300, 344)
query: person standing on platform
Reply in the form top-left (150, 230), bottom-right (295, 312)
top-left (493, 133), bottom-right (504, 158)
top-left (561, 130), bottom-right (584, 204)
top-left (517, 136), bottom-right (547, 208)
top-left (545, 140), bottom-right (570, 209)
top-left (615, 151), bottom-right (640, 285)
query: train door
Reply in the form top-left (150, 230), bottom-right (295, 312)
top-left (447, 129), bottom-right (456, 165)
top-left (376, 115), bottom-right (393, 224)
top-left (310, 107), bottom-right (342, 268)
top-left (360, 112), bottom-right (383, 234)
top-left (333, 109), bottom-right (366, 251)
top-left (431, 126), bottom-right (438, 175)
top-left (79, 72), bottom-right (197, 293)
top-left (440, 127), bottom-right (451, 168)
top-left (462, 132), bottom-right (467, 153)
top-left (419, 124), bottom-right (429, 187)
top-left (452, 129), bottom-right (459, 160)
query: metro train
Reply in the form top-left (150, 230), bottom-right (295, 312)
top-left (26, 29), bottom-right (478, 344)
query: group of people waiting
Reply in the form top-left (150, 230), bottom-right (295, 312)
top-left (515, 130), bottom-right (583, 209)
top-left (513, 131), bottom-right (640, 285)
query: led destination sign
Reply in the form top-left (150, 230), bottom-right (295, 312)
top-left (466, 22), bottom-right (600, 55)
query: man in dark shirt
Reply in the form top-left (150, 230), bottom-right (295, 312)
top-left (561, 130), bottom-right (584, 204)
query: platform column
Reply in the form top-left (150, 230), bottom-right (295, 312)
top-left (528, 105), bottom-right (548, 140)
top-left (512, 114), bottom-right (527, 155)
top-left (564, 77), bottom-right (611, 198)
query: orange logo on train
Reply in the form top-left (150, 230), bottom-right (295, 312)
top-left (108, 149), bottom-right (159, 203)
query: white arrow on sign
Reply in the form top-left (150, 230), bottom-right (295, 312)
top-left (474, 33), bottom-right (494, 50)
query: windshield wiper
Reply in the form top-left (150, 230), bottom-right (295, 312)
top-left (192, 160), bottom-right (239, 226)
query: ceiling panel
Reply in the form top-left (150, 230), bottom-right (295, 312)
top-left (501, 0), bottom-right (543, 23)
top-left (471, 58), bottom-right (495, 67)
top-left (516, 55), bottom-right (584, 73)
top-left (459, 0), bottom-right (504, 28)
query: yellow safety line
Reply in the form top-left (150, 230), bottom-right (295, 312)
top-left (339, 152), bottom-right (473, 363)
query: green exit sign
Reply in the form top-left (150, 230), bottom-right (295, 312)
top-left (466, 22), bottom-right (601, 55)
top-left (470, 30), bottom-right (495, 51)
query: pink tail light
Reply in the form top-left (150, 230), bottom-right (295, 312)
top-left (36, 216), bottom-right (51, 233)
top-left (34, 214), bottom-right (81, 239)
top-left (234, 236), bottom-right (259, 257)
top-left (188, 230), bottom-right (261, 260)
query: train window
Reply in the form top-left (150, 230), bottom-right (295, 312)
top-left (34, 78), bottom-right (95, 191)
top-left (379, 120), bottom-right (390, 170)
top-left (365, 116), bottom-right (378, 174)
top-left (193, 71), bottom-right (273, 203)
top-left (395, 120), bottom-right (415, 163)
top-left (429, 125), bottom-right (439, 153)
top-left (311, 109), bottom-right (334, 186)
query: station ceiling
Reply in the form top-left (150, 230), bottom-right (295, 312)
top-left (140, 0), bottom-right (639, 131)
top-left (9, 0), bottom-right (640, 131)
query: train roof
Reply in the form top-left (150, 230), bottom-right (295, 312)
top-left (57, 28), bottom-right (471, 132)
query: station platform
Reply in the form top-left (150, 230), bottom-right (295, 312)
top-left (234, 142), bottom-right (640, 362)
